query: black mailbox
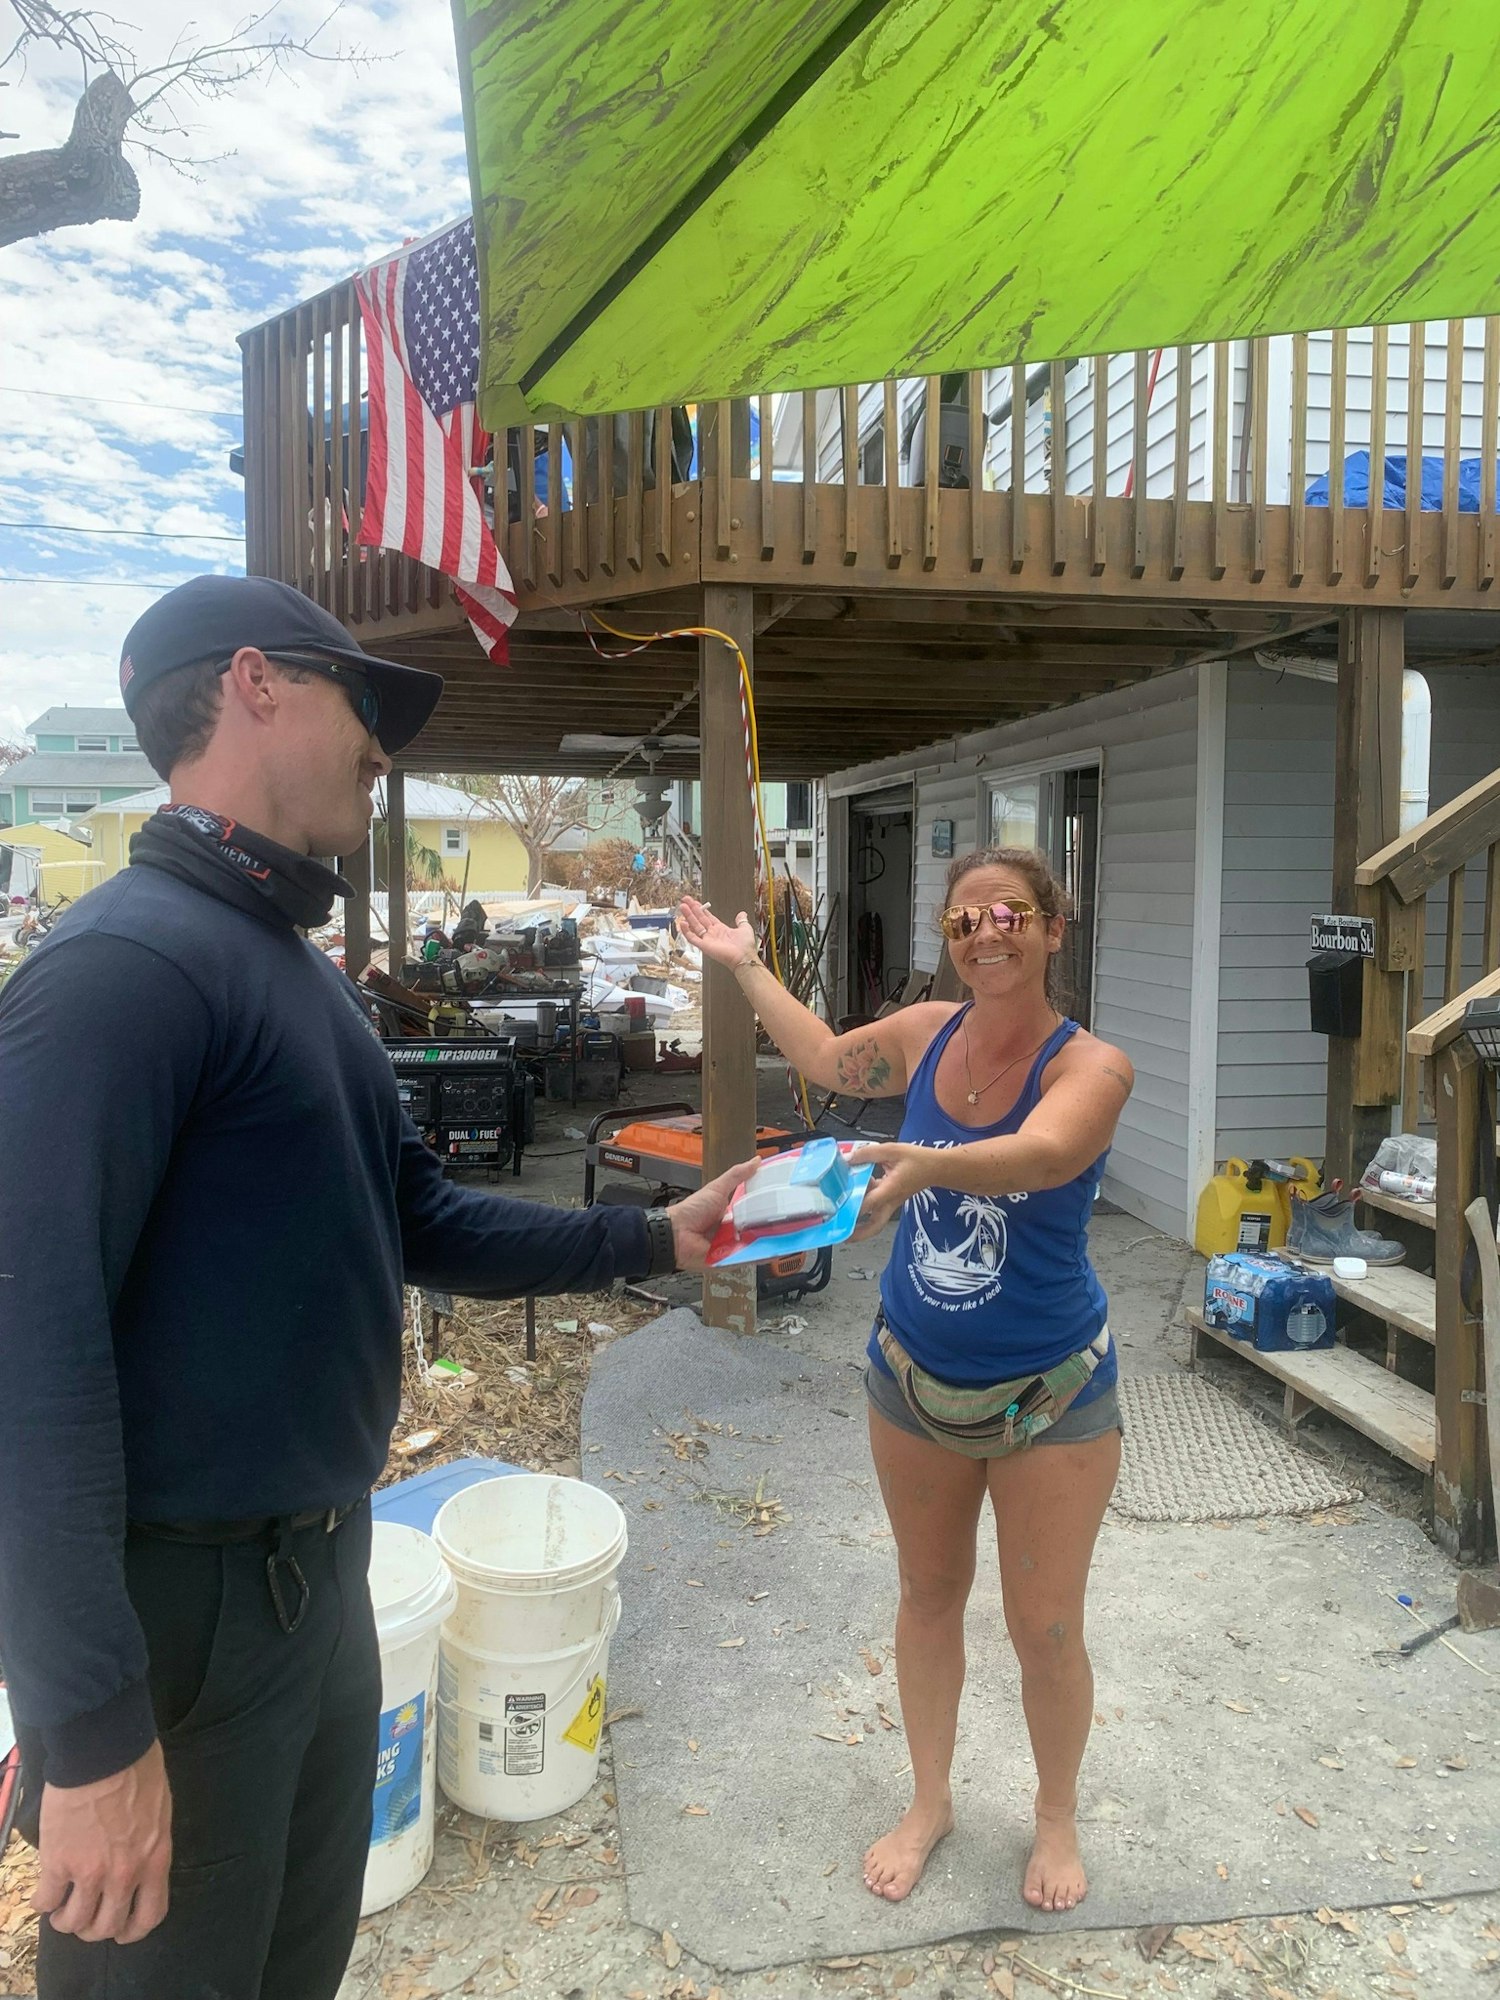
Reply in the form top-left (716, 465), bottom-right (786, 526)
top-left (1307, 949), bottom-right (1364, 1038)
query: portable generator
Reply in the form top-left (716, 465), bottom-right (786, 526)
top-left (386, 1039), bottom-right (534, 1177)
top-left (583, 1103), bottom-right (833, 1303)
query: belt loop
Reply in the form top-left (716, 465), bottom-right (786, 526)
top-left (266, 1520), bottom-right (310, 1635)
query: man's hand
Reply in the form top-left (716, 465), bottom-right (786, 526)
top-left (666, 1157), bottom-right (761, 1270)
top-left (848, 1142), bottom-right (933, 1241)
top-left (33, 1740), bottom-right (172, 1946)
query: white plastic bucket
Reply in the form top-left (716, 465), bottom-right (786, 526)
top-left (432, 1476), bottom-right (627, 1821)
top-left (361, 1522), bottom-right (457, 1916)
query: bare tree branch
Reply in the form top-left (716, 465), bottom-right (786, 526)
top-left (0, 0), bottom-right (369, 247)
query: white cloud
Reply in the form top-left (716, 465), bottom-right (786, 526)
top-left (0, 0), bottom-right (472, 723)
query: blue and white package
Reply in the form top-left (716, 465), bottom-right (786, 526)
top-left (1203, 1251), bottom-right (1336, 1352)
top-left (707, 1137), bottom-right (875, 1268)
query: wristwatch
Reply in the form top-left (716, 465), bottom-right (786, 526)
top-left (644, 1207), bottom-right (678, 1277)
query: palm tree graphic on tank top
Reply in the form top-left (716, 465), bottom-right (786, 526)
top-left (905, 1146), bottom-right (1014, 1303)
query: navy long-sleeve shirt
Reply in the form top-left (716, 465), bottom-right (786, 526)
top-left (0, 863), bottom-right (650, 1786)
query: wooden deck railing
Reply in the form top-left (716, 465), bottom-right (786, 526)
top-left (239, 294), bottom-right (1500, 625)
top-left (1355, 780), bottom-right (1500, 1559)
top-left (1406, 973), bottom-right (1500, 1559)
top-left (1357, 769), bottom-right (1500, 1122)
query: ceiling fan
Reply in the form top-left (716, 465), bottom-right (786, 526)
top-left (557, 731), bottom-right (699, 764)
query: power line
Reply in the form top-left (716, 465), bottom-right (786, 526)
top-left (0, 576), bottom-right (201, 589)
top-left (0, 521), bottom-right (244, 542)
top-left (0, 386), bottom-right (241, 421)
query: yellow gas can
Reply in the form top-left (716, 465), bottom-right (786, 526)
top-left (1194, 1158), bottom-right (1287, 1257)
top-left (1273, 1156), bottom-right (1322, 1241)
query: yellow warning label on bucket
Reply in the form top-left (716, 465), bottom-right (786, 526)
top-left (562, 1675), bottom-right (606, 1755)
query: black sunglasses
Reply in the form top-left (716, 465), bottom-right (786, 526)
top-left (217, 651), bottom-right (381, 736)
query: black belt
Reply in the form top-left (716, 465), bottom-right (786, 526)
top-left (129, 1501), bottom-right (364, 1635)
top-left (129, 1500), bottom-right (362, 1547)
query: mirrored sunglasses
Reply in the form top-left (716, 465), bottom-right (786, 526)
top-left (938, 899), bottom-right (1038, 941)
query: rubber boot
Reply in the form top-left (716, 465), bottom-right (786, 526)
top-left (1286, 1191), bottom-right (1405, 1267)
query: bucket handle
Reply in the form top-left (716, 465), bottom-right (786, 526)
top-left (445, 1589), bottom-right (623, 1683)
top-left (444, 1594), bottom-right (623, 1726)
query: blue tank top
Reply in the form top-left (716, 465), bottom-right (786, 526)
top-left (868, 1008), bottom-right (1114, 1397)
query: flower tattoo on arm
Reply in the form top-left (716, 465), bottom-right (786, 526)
top-left (835, 1038), bottom-right (893, 1092)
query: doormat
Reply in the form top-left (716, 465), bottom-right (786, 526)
top-left (1112, 1371), bottom-right (1361, 1522)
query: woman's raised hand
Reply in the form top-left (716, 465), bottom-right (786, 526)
top-left (677, 896), bottom-right (759, 970)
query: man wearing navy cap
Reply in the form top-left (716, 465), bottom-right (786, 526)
top-left (0, 576), bottom-right (749, 1999)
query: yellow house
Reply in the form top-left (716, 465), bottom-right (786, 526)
top-left (83, 780), bottom-right (531, 898)
top-left (1, 820), bottom-right (107, 904)
top-left (389, 779), bottom-right (529, 897)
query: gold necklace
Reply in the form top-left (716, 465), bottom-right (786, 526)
top-left (961, 1015), bottom-right (1059, 1106)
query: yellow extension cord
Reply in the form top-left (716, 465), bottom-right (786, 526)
top-left (582, 611), bottom-right (816, 1128)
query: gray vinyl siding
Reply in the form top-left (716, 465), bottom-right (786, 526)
top-left (824, 669), bottom-right (1199, 1237)
top-left (1215, 666), bottom-right (1336, 1162)
top-left (1213, 661), bottom-right (1500, 1163)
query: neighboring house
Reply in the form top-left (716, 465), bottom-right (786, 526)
top-left (811, 322), bottom-right (1500, 513)
top-left (386, 778), bottom-right (529, 893)
top-left (0, 706), bottom-right (157, 828)
top-left (0, 820), bottom-right (105, 903)
top-left (85, 777), bottom-right (532, 897)
top-left (672, 778), bottom-right (813, 871)
top-left (818, 650), bottom-right (1500, 1240)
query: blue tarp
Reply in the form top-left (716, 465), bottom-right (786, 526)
top-left (1306, 450), bottom-right (1499, 512)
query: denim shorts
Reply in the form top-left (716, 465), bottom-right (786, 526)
top-left (864, 1353), bottom-right (1123, 1453)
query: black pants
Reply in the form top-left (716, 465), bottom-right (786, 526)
top-left (23, 1503), bottom-right (380, 2000)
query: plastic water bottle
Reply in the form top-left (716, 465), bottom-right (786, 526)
top-left (1285, 1302), bottom-right (1328, 1348)
top-left (1377, 1170), bottom-right (1437, 1202)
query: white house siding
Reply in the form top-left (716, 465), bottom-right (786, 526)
top-left (1214, 667), bottom-right (1337, 1164)
top-left (983, 323), bottom-right (1494, 507)
top-left (824, 670), bottom-right (1200, 1237)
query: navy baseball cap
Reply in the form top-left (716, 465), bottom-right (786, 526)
top-left (118, 575), bottom-right (445, 754)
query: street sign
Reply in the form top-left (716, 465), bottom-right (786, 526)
top-left (1311, 914), bottom-right (1376, 957)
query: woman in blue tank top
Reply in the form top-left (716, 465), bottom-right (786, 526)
top-left (679, 847), bottom-right (1134, 1916)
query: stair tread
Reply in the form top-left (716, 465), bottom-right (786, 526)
top-left (1187, 1311), bottom-right (1435, 1473)
top-left (1327, 1263), bottom-right (1436, 1342)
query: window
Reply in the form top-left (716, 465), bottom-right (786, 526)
top-left (120, 737), bottom-right (139, 753)
top-left (987, 777), bottom-right (1040, 848)
top-left (443, 826), bottom-right (464, 856)
top-left (75, 736), bottom-right (109, 753)
top-left (983, 759), bottom-right (1101, 1027)
top-left (599, 785), bottom-right (615, 805)
top-left (784, 781), bottom-right (813, 831)
top-left (31, 791), bottom-right (98, 818)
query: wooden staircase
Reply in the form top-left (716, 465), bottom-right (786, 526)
top-left (1189, 756), bottom-right (1500, 1560)
top-left (1188, 1205), bottom-right (1438, 1480)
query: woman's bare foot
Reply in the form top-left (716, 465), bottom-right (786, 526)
top-left (862, 1798), bottom-right (955, 1902)
top-left (1023, 1802), bottom-right (1087, 1912)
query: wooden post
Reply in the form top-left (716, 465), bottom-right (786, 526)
top-left (699, 584), bottom-right (758, 1335)
top-left (1325, 608), bottom-right (1404, 1184)
top-left (1433, 1039), bottom-right (1486, 1560)
top-left (386, 769), bottom-right (407, 973)
top-left (343, 829), bottom-right (373, 979)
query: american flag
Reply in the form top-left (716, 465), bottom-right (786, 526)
top-left (354, 217), bottom-right (516, 662)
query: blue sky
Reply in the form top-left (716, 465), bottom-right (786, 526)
top-left (0, 1), bottom-right (473, 741)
